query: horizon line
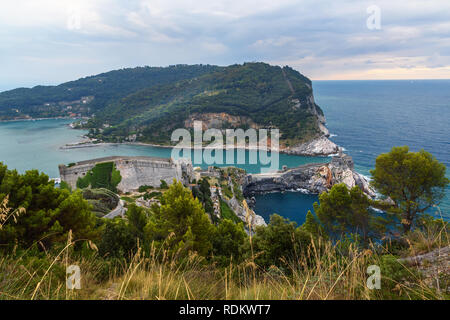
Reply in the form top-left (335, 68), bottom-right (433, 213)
top-left (311, 78), bottom-right (450, 81)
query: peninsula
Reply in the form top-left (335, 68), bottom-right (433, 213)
top-left (1, 63), bottom-right (339, 156)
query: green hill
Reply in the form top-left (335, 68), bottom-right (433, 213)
top-left (0, 62), bottom-right (326, 146)
top-left (0, 64), bottom-right (219, 119)
top-left (86, 63), bottom-right (326, 145)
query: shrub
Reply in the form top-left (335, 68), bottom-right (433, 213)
top-left (220, 200), bottom-right (241, 224)
top-left (98, 218), bottom-right (137, 259)
top-left (143, 191), bottom-right (162, 200)
top-left (144, 181), bottom-right (214, 257)
top-left (212, 219), bottom-right (247, 266)
top-left (160, 180), bottom-right (168, 189)
top-left (252, 214), bottom-right (310, 269)
top-left (138, 185), bottom-right (153, 193)
top-left (76, 162), bottom-right (122, 192)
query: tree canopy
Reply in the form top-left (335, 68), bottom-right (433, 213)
top-left (253, 214), bottom-right (310, 268)
top-left (312, 184), bottom-right (390, 244)
top-left (0, 163), bottom-right (98, 249)
top-left (370, 146), bottom-right (449, 232)
top-left (144, 180), bottom-right (215, 257)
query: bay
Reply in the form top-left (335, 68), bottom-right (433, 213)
top-left (1, 79), bottom-right (449, 225)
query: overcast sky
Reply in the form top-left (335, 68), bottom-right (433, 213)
top-left (1, 0), bottom-right (449, 91)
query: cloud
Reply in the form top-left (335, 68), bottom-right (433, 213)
top-left (0, 0), bottom-right (449, 89)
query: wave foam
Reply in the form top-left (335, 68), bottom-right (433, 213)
top-left (370, 206), bottom-right (385, 214)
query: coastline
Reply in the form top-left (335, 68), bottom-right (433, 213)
top-left (60, 137), bottom-right (340, 157)
top-left (1, 116), bottom-right (339, 157)
top-left (0, 116), bottom-right (87, 123)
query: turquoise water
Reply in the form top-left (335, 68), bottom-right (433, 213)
top-left (0, 119), bottom-right (328, 178)
top-left (254, 80), bottom-right (450, 224)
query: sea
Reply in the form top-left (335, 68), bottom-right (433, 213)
top-left (0, 80), bottom-right (449, 225)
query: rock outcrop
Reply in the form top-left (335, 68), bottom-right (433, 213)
top-left (399, 246), bottom-right (450, 292)
top-left (223, 196), bottom-right (267, 227)
top-left (243, 154), bottom-right (376, 198)
top-left (283, 136), bottom-right (340, 156)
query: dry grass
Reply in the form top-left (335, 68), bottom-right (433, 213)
top-left (0, 197), bottom-right (448, 300)
top-left (1, 234), bottom-right (447, 300)
top-left (403, 213), bottom-right (449, 257)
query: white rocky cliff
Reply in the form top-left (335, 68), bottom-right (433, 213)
top-left (284, 136), bottom-right (340, 157)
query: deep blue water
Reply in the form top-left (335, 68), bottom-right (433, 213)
top-left (253, 192), bottom-right (318, 226)
top-left (254, 80), bottom-right (450, 224)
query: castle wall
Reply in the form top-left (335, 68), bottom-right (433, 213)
top-left (59, 156), bottom-right (192, 192)
top-left (59, 163), bottom-right (97, 190)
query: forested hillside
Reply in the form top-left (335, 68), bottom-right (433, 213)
top-left (0, 64), bottom-right (220, 119)
top-left (1, 146), bottom-right (448, 300)
top-left (0, 62), bottom-right (325, 145)
top-left (85, 63), bottom-right (325, 145)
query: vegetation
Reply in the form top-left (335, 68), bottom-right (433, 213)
top-left (219, 199), bottom-right (241, 224)
top-left (0, 63), bottom-right (324, 145)
top-left (300, 210), bottom-right (327, 239)
top-left (143, 191), bottom-right (162, 200)
top-left (98, 204), bottom-right (148, 259)
top-left (222, 185), bottom-right (234, 199)
top-left (76, 162), bottom-right (122, 192)
top-left (0, 163), bottom-right (98, 249)
top-left (192, 178), bottom-right (214, 216)
top-left (252, 214), bottom-right (310, 269)
top-left (159, 180), bottom-right (169, 190)
top-left (313, 184), bottom-right (391, 244)
top-left (212, 219), bottom-right (247, 266)
top-left (0, 65), bottom-right (219, 120)
top-left (138, 185), bottom-right (153, 193)
top-left (0, 147), bottom-right (449, 300)
top-left (0, 219), bottom-right (446, 300)
top-left (144, 181), bottom-right (214, 257)
top-left (81, 188), bottom-right (120, 217)
top-left (83, 63), bottom-right (322, 145)
top-left (370, 146), bottom-right (449, 232)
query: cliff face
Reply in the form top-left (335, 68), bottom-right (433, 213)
top-left (243, 154), bottom-right (375, 197)
top-left (223, 196), bottom-right (267, 227)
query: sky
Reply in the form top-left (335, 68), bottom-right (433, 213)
top-left (1, 0), bottom-right (449, 91)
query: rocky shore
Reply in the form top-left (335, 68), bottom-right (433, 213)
top-left (243, 153), bottom-right (375, 198)
top-left (283, 136), bottom-right (340, 156)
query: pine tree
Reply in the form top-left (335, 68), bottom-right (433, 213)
top-left (371, 146), bottom-right (449, 232)
top-left (300, 210), bottom-right (326, 239)
top-left (144, 180), bottom-right (214, 256)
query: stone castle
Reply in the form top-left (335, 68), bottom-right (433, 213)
top-left (59, 156), bottom-right (193, 192)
